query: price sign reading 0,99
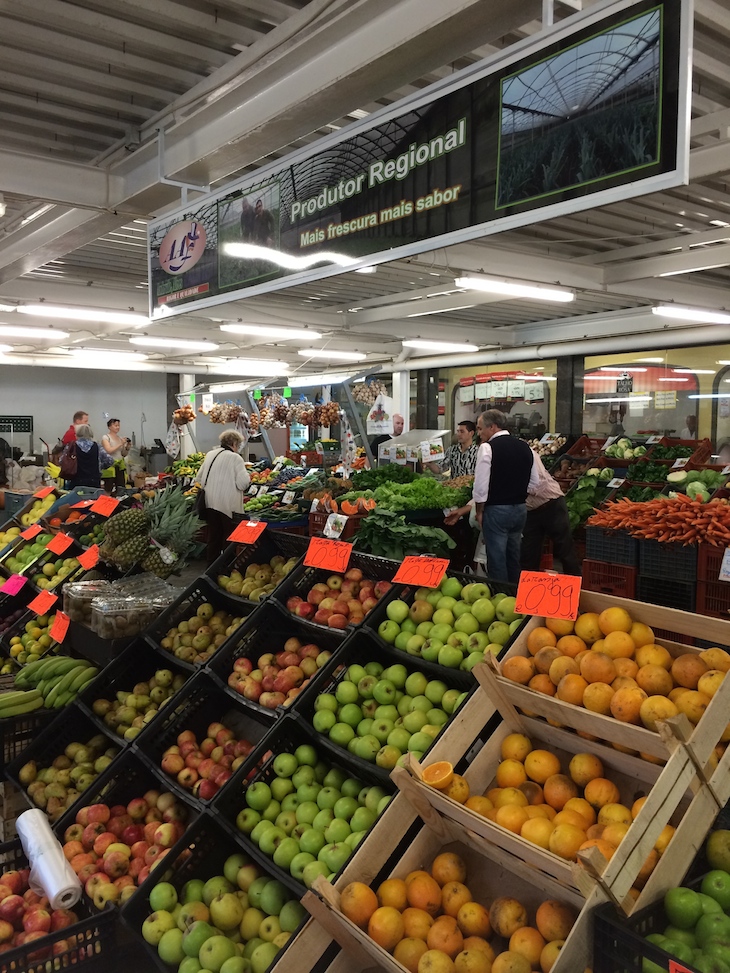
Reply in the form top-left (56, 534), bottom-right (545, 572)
top-left (392, 556), bottom-right (450, 589)
top-left (515, 571), bottom-right (582, 621)
top-left (303, 537), bottom-right (352, 573)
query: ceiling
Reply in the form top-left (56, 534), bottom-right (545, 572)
top-left (0, 0), bottom-right (729, 382)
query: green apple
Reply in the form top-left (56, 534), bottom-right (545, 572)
top-left (279, 900), bottom-right (306, 933)
top-left (295, 801), bottom-right (319, 825)
top-left (242, 936), bottom-right (265, 960)
top-left (665, 887), bottom-right (704, 930)
top-left (246, 782), bottom-right (272, 812)
top-left (247, 877), bottom-right (271, 910)
top-left (425, 680), bottom-right (447, 705)
top-left (400, 619), bottom-right (417, 635)
top-left (376, 745), bottom-right (401, 769)
top-left (357, 675), bottom-right (378, 698)
top-left (702, 870), bottom-right (730, 911)
top-left (487, 621), bottom-right (511, 645)
top-left (316, 786), bottom-right (341, 810)
top-left (439, 577), bottom-right (463, 600)
top-left (404, 672), bottom-right (427, 697)
top-left (319, 841), bottom-right (351, 873)
top-left (426, 708), bottom-right (448, 727)
top-left (259, 915), bottom-right (282, 943)
top-left (290, 852), bottom-right (316, 882)
top-left (387, 726), bottom-right (411, 751)
top-left (386, 600), bottom-right (409, 623)
top-left (314, 694), bottom-right (338, 713)
top-left (355, 735), bottom-right (380, 762)
top-left (157, 927), bottom-right (185, 966)
top-left (347, 664), bottom-right (367, 685)
top-left (313, 808), bottom-right (334, 830)
top-left (220, 958), bottom-right (248, 973)
top-left (432, 609), bottom-right (454, 627)
top-left (410, 695), bottom-right (431, 713)
top-left (378, 620), bottom-right (400, 644)
top-left (273, 753), bottom-right (298, 778)
top-left (313, 710), bottom-right (336, 733)
top-left (181, 879), bottom-right (205, 904)
top-left (438, 645), bottom-right (464, 668)
top-left (302, 860), bottom-right (330, 889)
top-left (338, 703), bottom-right (363, 728)
top-left (415, 622), bottom-right (434, 638)
top-left (373, 680), bottom-right (396, 704)
top-left (250, 942), bottom-right (280, 973)
top-left (273, 837), bottom-right (300, 870)
top-left (329, 723), bottom-right (355, 746)
top-left (430, 624), bottom-right (453, 643)
top-left (509, 618), bottom-right (523, 635)
top-left (179, 956), bottom-right (204, 973)
top-left (210, 892), bottom-right (244, 932)
top-left (261, 799), bottom-right (281, 822)
top-left (471, 598), bottom-right (496, 627)
top-left (374, 704), bottom-right (398, 722)
top-left (461, 652), bottom-right (485, 672)
top-left (425, 591), bottom-right (442, 607)
top-left (142, 910), bottom-right (176, 946)
top-left (202, 876), bottom-right (234, 907)
top-left (402, 710), bottom-right (428, 733)
top-left (364, 787), bottom-right (386, 812)
top-left (468, 631), bottom-right (490, 652)
top-left (370, 718), bottom-right (394, 743)
top-left (150, 882), bottom-right (178, 913)
top-left (451, 601), bottom-right (472, 620)
top-left (335, 681), bottom-right (359, 705)
top-left (447, 631), bottom-right (470, 651)
top-left (183, 919), bottom-right (217, 957)
top-left (364, 661), bottom-right (384, 676)
top-left (270, 778), bottom-right (294, 803)
top-left (441, 689), bottom-right (461, 714)
top-left (394, 632), bottom-right (412, 652)
top-left (405, 635), bottom-right (426, 656)
top-left (292, 765), bottom-right (316, 788)
top-left (462, 582), bottom-right (490, 603)
top-left (495, 596), bottom-right (520, 624)
top-left (436, 596), bottom-right (457, 611)
top-left (454, 613), bottom-right (479, 635)
top-left (421, 639), bottom-right (443, 662)
top-left (259, 826), bottom-right (287, 857)
top-left (275, 808), bottom-right (298, 832)
top-left (198, 935), bottom-right (237, 973)
top-left (350, 806), bottom-right (376, 832)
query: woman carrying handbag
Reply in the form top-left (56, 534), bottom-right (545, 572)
top-left (196, 430), bottom-right (251, 564)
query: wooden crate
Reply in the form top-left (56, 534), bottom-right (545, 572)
top-left (303, 822), bottom-right (602, 973)
top-left (392, 657), bottom-right (730, 913)
top-left (487, 590), bottom-right (730, 760)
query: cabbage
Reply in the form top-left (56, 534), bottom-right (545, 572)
top-left (685, 470), bottom-right (701, 484)
top-left (623, 448), bottom-right (634, 459)
top-left (686, 482), bottom-right (710, 502)
top-left (633, 446), bottom-right (647, 457)
top-left (617, 438), bottom-right (632, 449)
top-left (586, 468), bottom-right (601, 477)
top-left (666, 470), bottom-right (688, 485)
top-left (599, 468), bottom-right (613, 481)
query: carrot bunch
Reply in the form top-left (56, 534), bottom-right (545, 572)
top-left (587, 494), bottom-right (730, 546)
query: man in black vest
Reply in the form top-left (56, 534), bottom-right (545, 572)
top-left (473, 409), bottom-right (540, 583)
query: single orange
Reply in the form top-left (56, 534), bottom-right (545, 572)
top-left (422, 761), bottom-right (454, 790)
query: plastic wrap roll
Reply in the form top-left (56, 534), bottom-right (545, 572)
top-left (16, 809), bottom-right (81, 910)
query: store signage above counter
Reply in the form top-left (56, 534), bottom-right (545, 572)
top-left (147, 0), bottom-right (689, 318)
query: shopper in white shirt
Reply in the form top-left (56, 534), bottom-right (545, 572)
top-left (198, 429), bottom-right (251, 564)
top-left (680, 415), bottom-right (697, 440)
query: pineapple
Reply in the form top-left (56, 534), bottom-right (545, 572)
top-left (105, 508), bottom-right (147, 543)
top-left (141, 549), bottom-right (175, 578)
top-left (111, 534), bottom-right (151, 568)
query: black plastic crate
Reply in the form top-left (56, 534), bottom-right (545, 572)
top-left (272, 549), bottom-right (401, 636)
top-left (206, 600), bottom-right (347, 718)
top-left (637, 575), bottom-right (696, 613)
top-left (133, 671), bottom-right (276, 808)
top-left (205, 531), bottom-right (307, 611)
top-left (593, 873), bottom-right (709, 973)
top-left (585, 526), bottom-right (639, 566)
top-left (75, 638), bottom-right (193, 746)
top-left (120, 812), bottom-right (308, 973)
top-left (143, 577), bottom-right (253, 671)
top-left (0, 609), bottom-right (63, 668)
top-left (582, 559), bottom-right (637, 599)
top-left (0, 837), bottom-right (117, 973)
top-left (295, 627), bottom-right (473, 787)
top-left (213, 712), bottom-right (393, 895)
top-left (639, 538), bottom-right (697, 582)
top-left (5, 704), bottom-right (122, 826)
top-left (0, 705), bottom-right (56, 771)
top-left (363, 568), bottom-right (520, 682)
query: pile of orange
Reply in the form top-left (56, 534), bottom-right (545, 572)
top-left (501, 607), bottom-right (730, 747)
top-left (339, 850), bottom-right (579, 973)
top-left (421, 734), bottom-right (673, 888)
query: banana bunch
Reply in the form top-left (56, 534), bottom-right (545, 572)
top-left (0, 689), bottom-right (45, 718)
top-left (14, 657), bottom-right (99, 710)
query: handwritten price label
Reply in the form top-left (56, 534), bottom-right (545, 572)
top-left (90, 495), bottom-right (120, 517)
top-left (304, 537), bottom-right (352, 573)
top-left (20, 524), bottom-right (43, 540)
top-left (248, 485), bottom-right (258, 495)
top-left (282, 491), bottom-right (295, 505)
top-left (515, 571), bottom-right (582, 621)
top-left (668, 962), bottom-right (693, 973)
top-left (646, 435), bottom-right (662, 444)
top-left (49, 610), bottom-right (70, 643)
top-left (672, 457), bottom-right (690, 469)
top-left (71, 499), bottom-right (94, 509)
top-left (77, 545), bottom-right (100, 570)
top-left (34, 486), bottom-right (55, 499)
top-left (46, 533), bottom-right (74, 555)
top-left (228, 520), bottom-right (267, 543)
top-left (392, 556), bottom-right (449, 588)
top-left (0, 575), bottom-right (27, 596)
top-left (27, 590), bottom-right (58, 615)
top-left (607, 477), bottom-right (624, 489)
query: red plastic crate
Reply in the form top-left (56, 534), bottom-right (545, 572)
top-left (698, 542), bottom-right (725, 582)
top-left (582, 558), bottom-right (636, 599)
top-left (696, 580), bottom-right (730, 619)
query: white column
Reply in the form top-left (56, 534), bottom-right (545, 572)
top-left (392, 371), bottom-right (410, 431)
top-left (179, 374), bottom-right (196, 460)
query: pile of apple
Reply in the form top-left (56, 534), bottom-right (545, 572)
top-left (91, 667), bottom-right (188, 743)
top-left (158, 602), bottom-right (247, 665)
top-left (0, 865), bottom-right (80, 960)
top-left (224, 635), bottom-right (333, 710)
top-left (62, 792), bottom-right (191, 910)
top-left (140, 852), bottom-right (307, 973)
top-left (19, 735), bottom-right (121, 823)
top-left (215, 555), bottom-right (299, 601)
top-left (378, 576), bottom-right (525, 671)
top-left (234, 742), bottom-right (390, 887)
top-left (285, 568), bottom-right (391, 629)
top-left (311, 661), bottom-right (468, 767)
top-left (160, 722), bottom-right (258, 801)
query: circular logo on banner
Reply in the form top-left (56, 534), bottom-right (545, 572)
top-left (158, 220), bottom-right (207, 275)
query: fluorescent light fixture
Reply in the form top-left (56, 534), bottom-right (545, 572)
top-left (587, 396), bottom-right (652, 404)
top-left (652, 305), bottom-right (730, 325)
top-left (717, 361), bottom-right (730, 366)
top-left (0, 304), bottom-right (17, 313)
top-left (129, 336), bottom-right (219, 352)
top-left (585, 375), bottom-right (622, 381)
top-left (297, 348), bottom-right (366, 361)
top-left (288, 372), bottom-right (353, 388)
top-left (454, 275), bottom-right (574, 303)
top-left (0, 344), bottom-right (13, 353)
top-left (689, 393), bottom-right (730, 399)
top-left (402, 339), bottom-right (479, 353)
top-left (637, 357), bottom-right (665, 363)
top-left (658, 377), bottom-right (688, 382)
top-left (0, 325), bottom-right (70, 339)
top-left (20, 204), bottom-right (53, 227)
top-left (673, 368), bottom-right (715, 374)
top-left (354, 266), bottom-right (376, 274)
top-left (70, 348), bottom-right (148, 362)
top-left (223, 243), bottom-right (357, 271)
top-left (209, 382), bottom-right (252, 394)
top-left (209, 359), bottom-right (287, 376)
top-left (17, 305), bottom-right (149, 326)
top-left (710, 220), bottom-right (730, 227)
top-left (599, 366), bottom-right (647, 373)
top-left (219, 324), bottom-right (322, 340)
top-left (407, 305), bottom-right (476, 318)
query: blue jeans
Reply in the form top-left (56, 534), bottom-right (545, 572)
top-left (483, 504), bottom-right (527, 583)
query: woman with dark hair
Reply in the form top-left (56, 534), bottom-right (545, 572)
top-left (62, 424), bottom-right (114, 489)
top-left (197, 430), bottom-right (251, 564)
top-left (101, 418), bottom-right (131, 492)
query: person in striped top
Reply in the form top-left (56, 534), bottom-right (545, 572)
top-left (429, 421), bottom-right (478, 477)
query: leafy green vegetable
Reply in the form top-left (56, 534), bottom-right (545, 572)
top-left (651, 444), bottom-right (693, 460)
top-left (565, 476), bottom-right (611, 531)
top-left (351, 465), bottom-right (418, 490)
top-left (352, 508), bottom-right (456, 560)
top-left (626, 462), bottom-right (669, 483)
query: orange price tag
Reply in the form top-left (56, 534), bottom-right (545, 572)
top-left (90, 495), bottom-right (120, 517)
top-left (20, 524), bottom-right (43, 540)
top-left (669, 963), bottom-right (693, 973)
top-left (34, 486), bottom-right (55, 499)
top-left (304, 537), bottom-right (352, 573)
top-left (0, 575), bottom-right (27, 596)
top-left (46, 533), bottom-right (74, 555)
top-left (392, 556), bottom-right (449, 588)
top-left (49, 610), bottom-right (70, 643)
top-left (27, 590), bottom-right (58, 615)
top-left (227, 520), bottom-right (267, 543)
top-left (515, 571), bottom-right (582, 621)
top-left (77, 545), bottom-right (100, 570)
top-left (71, 499), bottom-right (94, 509)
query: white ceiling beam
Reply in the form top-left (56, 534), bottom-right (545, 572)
top-left (514, 308), bottom-right (654, 345)
top-left (0, 149), bottom-right (120, 211)
top-left (0, 71), bottom-right (154, 122)
top-left (689, 139), bottom-right (730, 180)
top-left (691, 107), bottom-right (730, 139)
top-left (603, 243), bottom-right (730, 283)
top-left (605, 276), bottom-right (730, 310)
top-left (97, 0), bottom-right (263, 47)
top-left (0, 91), bottom-right (132, 136)
top-left (588, 227), bottom-right (730, 264)
top-left (696, 0), bottom-right (730, 36)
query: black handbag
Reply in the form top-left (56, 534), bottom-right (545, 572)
top-left (194, 448), bottom-right (225, 519)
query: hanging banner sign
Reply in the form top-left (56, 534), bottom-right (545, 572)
top-left (474, 374), bottom-right (489, 399)
top-left (459, 379), bottom-right (475, 404)
top-left (147, 0), bottom-right (688, 317)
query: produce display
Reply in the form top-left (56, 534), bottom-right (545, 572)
top-left (626, 462), bottom-right (670, 483)
top-left (223, 635), bottom-right (333, 709)
top-left (651, 444), bottom-right (695, 460)
top-left (18, 492), bottom-right (57, 527)
top-left (231, 742), bottom-right (390, 886)
top-left (18, 733), bottom-right (121, 822)
top-left (611, 485), bottom-right (665, 503)
top-left (166, 453), bottom-right (205, 477)
top-left (354, 509), bottom-right (456, 561)
top-left (99, 486), bottom-right (202, 578)
top-left (62, 792), bottom-right (192, 909)
top-left (666, 468), bottom-right (727, 502)
top-left (173, 404), bottom-right (196, 425)
top-left (0, 605), bottom-right (24, 639)
top-left (338, 850), bottom-right (578, 973)
top-left (205, 401), bottom-right (248, 424)
top-left (527, 435), bottom-right (567, 457)
top-left (5, 614), bottom-right (59, 665)
top-left (311, 661), bottom-right (468, 767)
top-left (2, 534), bottom-right (80, 590)
top-left (139, 850), bottom-right (306, 973)
top-left (350, 466), bottom-right (418, 490)
top-left (565, 473), bottom-right (614, 531)
top-left (90, 668), bottom-right (187, 742)
top-left (215, 555), bottom-right (299, 600)
top-left (604, 438), bottom-right (647, 460)
top-left (159, 721), bottom-right (258, 800)
top-left (0, 865), bottom-right (81, 952)
top-left (243, 495), bottom-right (302, 522)
top-left (502, 606), bottom-right (730, 737)
top-left (377, 577), bottom-right (524, 670)
top-left (0, 524), bottom-right (21, 549)
top-left (157, 601), bottom-right (247, 665)
top-left (285, 569), bottom-right (391, 628)
top-left (588, 494), bottom-right (730, 545)
top-left (76, 521), bottom-right (105, 548)
top-left (338, 477), bottom-right (471, 513)
top-left (13, 656), bottom-right (98, 710)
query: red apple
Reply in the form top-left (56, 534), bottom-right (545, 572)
top-left (137, 866), bottom-right (151, 885)
top-left (328, 614), bottom-right (348, 629)
top-left (313, 608), bottom-right (333, 626)
top-left (283, 636), bottom-right (302, 653)
top-left (0, 920), bottom-right (12, 943)
top-left (234, 739), bottom-right (253, 758)
top-left (198, 758), bottom-right (216, 779)
top-left (374, 580), bottom-right (391, 597)
top-left (130, 841), bottom-right (150, 860)
top-left (209, 746), bottom-right (224, 763)
top-left (294, 602), bottom-right (315, 620)
top-left (361, 597), bottom-right (378, 613)
top-left (69, 853), bottom-right (94, 874)
top-left (107, 814), bottom-right (133, 838)
top-left (285, 595), bottom-right (303, 612)
top-left (178, 740), bottom-right (196, 758)
top-left (1, 873), bottom-right (23, 898)
top-left (0, 895), bottom-right (26, 927)
top-left (319, 597), bottom-right (336, 611)
top-left (176, 767), bottom-right (198, 789)
top-left (109, 805), bottom-right (127, 819)
top-left (194, 779), bottom-right (218, 801)
top-left (231, 756), bottom-right (246, 772)
top-left (232, 657), bottom-right (253, 675)
top-left (144, 807), bottom-right (163, 824)
top-left (300, 644), bottom-right (320, 659)
top-left (143, 822), bottom-right (160, 845)
top-left (84, 874), bottom-right (110, 900)
top-left (206, 722), bottom-right (225, 739)
top-left (162, 804), bottom-right (186, 823)
top-left (144, 846), bottom-right (164, 867)
top-left (50, 909), bottom-right (76, 933)
top-left (126, 798), bottom-right (148, 822)
top-left (200, 737), bottom-right (217, 756)
top-left (358, 586), bottom-right (375, 603)
top-left (102, 852), bottom-right (128, 879)
top-left (161, 752), bottom-right (184, 775)
top-left (92, 833), bottom-right (117, 857)
top-left (143, 789), bottom-right (161, 807)
top-left (121, 825), bottom-right (145, 846)
top-left (75, 808), bottom-right (90, 828)
top-left (76, 863), bottom-right (97, 885)
top-left (345, 568), bottom-right (363, 582)
top-left (113, 875), bottom-right (134, 891)
top-left (86, 804), bottom-right (111, 825)
top-left (63, 824), bottom-right (84, 844)
top-left (242, 678), bottom-right (262, 701)
top-left (184, 751), bottom-right (204, 770)
top-left (128, 857), bottom-right (146, 880)
top-left (82, 823), bottom-right (106, 849)
top-left (176, 729), bottom-right (196, 747)
top-left (260, 691), bottom-right (286, 709)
